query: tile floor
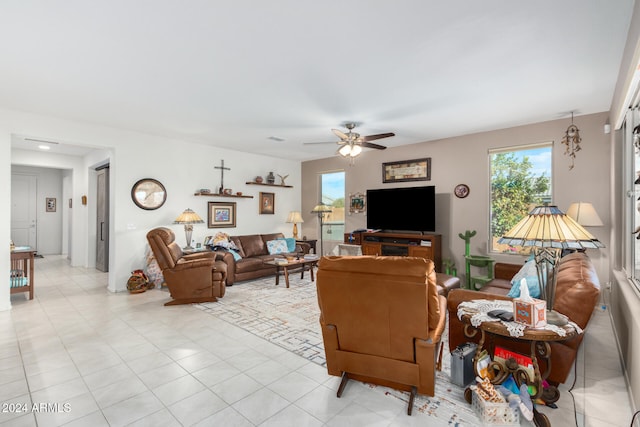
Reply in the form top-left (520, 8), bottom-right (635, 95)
top-left (0, 255), bottom-right (636, 426)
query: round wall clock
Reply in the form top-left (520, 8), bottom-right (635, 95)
top-left (454, 184), bottom-right (470, 199)
top-left (131, 178), bottom-right (167, 210)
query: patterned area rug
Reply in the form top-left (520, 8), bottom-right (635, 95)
top-left (196, 275), bottom-right (482, 426)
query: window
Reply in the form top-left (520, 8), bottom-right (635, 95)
top-left (319, 171), bottom-right (345, 247)
top-left (489, 143), bottom-right (553, 253)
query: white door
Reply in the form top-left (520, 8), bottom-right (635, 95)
top-left (11, 174), bottom-right (38, 250)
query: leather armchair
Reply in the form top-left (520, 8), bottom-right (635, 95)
top-left (316, 255), bottom-right (447, 415)
top-left (146, 227), bottom-right (226, 306)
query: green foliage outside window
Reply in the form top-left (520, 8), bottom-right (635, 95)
top-left (490, 148), bottom-right (551, 252)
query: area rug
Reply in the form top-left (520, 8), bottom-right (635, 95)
top-left (196, 275), bottom-right (481, 426)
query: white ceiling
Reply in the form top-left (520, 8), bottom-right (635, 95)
top-left (2, 1), bottom-right (635, 161)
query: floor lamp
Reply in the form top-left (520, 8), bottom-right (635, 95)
top-left (311, 203), bottom-right (333, 256)
top-left (498, 205), bottom-right (604, 325)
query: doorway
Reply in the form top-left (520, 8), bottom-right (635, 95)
top-left (96, 165), bottom-right (109, 272)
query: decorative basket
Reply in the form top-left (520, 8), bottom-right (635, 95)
top-left (127, 269), bottom-right (150, 293)
top-left (471, 389), bottom-right (520, 426)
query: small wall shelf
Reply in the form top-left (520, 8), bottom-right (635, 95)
top-left (245, 182), bottom-right (293, 188)
top-left (194, 192), bottom-right (253, 198)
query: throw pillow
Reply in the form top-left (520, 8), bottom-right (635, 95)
top-left (266, 239), bottom-right (289, 255)
top-left (278, 237), bottom-right (297, 252)
top-left (230, 249), bottom-right (242, 261)
top-left (508, 258), bottom-right (541, 298)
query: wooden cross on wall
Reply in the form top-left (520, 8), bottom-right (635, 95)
top-left (214, 159), bottom-right (230, 194)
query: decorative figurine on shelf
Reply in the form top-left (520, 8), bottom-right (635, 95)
top-left (255, 176), bottom-right (263, 183)
top-left (266, 171), bottom-right (275, 184)
top-left (277, 174), bottom-right (289, 186)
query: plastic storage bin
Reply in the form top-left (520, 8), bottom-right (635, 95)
top-left (471, 389), bottom-right (520, 426)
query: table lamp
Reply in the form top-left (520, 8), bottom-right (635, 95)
top-left (173, 208), bottom-right (204, 250)
top-left (498, 205), bottom-right (604, 325)
top-left (286, 211), bottom-right (304, 239)
top-left (566, 202), bottom-right (603, 227)
top-left (311, 203), bottom-right (333, 256)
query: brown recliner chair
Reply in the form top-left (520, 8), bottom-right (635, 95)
top-left (316, 255), bottom-right (447, 415)
top-left (146, 227), bottom-right (227, 306)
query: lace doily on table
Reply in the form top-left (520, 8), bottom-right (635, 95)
top-left (457, 299), bottom-right (582, 338)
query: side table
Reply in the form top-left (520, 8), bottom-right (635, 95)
top-left (459, 302), bottom-right (580, 427)
top-left (296, 239), bottom-right (317, 254)
top-left (10, 246), bottom-right (36, 300)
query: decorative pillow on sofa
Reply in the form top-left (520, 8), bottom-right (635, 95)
top-left (277, 237), bottom-right (297, 252)
top-left (508, 258), bottom-right (541, 298)
top-left (266, 239), bottom-right (289, 255)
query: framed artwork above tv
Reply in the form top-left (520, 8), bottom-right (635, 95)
top-left (382, 158), bottom-right (431, 183)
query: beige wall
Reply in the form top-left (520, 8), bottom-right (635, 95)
top-left (302, 112), bottom-right (612, 281)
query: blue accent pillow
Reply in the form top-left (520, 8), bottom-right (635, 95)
top-left (267, 239), bottom-right (289, 255)
top-left (507, 259), bottom-right (541, 298)
top-left (277, 237), bottom-right (297, 252)
top-left (230, 249), bottom-right (242, 261)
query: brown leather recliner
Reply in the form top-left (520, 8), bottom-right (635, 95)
top-left (316, 256), bottom-right (447, 415)
top-left (146, 227), bottom-right (227, 306)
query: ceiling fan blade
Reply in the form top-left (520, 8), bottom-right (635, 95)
top-left (303, 141), bottom-right (340, 145)
top-left (332, 129), bottom-right (348, 140)
top-left (361, 142), bottom-right (387, 150)
top-left (362, 132), bottom-right (395, 142)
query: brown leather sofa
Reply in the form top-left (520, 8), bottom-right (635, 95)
top-left (317, 256), bottom-right (447, 415)
top-left (217, 233), bottom-right (310, 285)
top-left (447, 252), bottom-right (600, 384)
top-left (147, 227), bottom-right (227, 305)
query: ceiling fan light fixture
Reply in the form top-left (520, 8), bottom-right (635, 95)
top-left (350, 145), bottom-right (362, 157)
top-left (338, 144), bottom-right (352, 156)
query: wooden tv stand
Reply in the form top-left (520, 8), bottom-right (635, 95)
top-left (360, 231), bottom-right (442, 272)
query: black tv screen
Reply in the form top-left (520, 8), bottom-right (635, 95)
top-left (366, 186), bottom-right (435, 232)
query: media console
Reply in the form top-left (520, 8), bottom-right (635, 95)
top-left (360, 231), bottom-right (442, 272)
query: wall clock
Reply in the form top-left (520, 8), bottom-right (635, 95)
top-left (131, 178), bottom-right (167, 210)
top-left (454, 184), bottom-right (470, 199)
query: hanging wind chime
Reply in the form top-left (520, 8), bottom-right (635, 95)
top-left (561, 112), bottom-right (581, 170)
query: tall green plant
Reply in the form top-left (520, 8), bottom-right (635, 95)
top-left (491, 152), bottom-right (550, 238)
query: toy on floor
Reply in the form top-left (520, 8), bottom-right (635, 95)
top-left (497, 382), bottom-right (534, 421)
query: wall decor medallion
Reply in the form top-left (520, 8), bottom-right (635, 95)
top-left (131, 178), bottom-right (167, 210)
top-left (382, 158), bottom-right (431, 183)
top-left (454, 184), bottom-right (470, 199)
top-left (208, 201), bottom-right (236, 228)
top-left (259, 192), bottom-right (275, 214)
top-left (349, 193), bottom-right (366, 213)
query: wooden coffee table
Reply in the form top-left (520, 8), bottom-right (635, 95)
top-left (264, 258), bottom-right (319, 288)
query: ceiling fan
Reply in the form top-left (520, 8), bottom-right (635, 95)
top-left (305, 122), bottom-right (395, 159)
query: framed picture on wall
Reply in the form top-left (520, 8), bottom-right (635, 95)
top-left (46, 197), bottom-right (56, 212)
top-left (382, 158), bottom-right (431, 183)
top-left (349, 193), bottom-right (366, 213)
top-left (259, 192), bottom-right (275, 214)
top-left (208, 202), bottom-right (236, 228)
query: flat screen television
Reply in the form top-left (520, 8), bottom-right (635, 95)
top-left (366, 186), bottom-right (435, 232)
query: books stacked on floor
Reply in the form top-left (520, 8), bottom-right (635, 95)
top-left (304, 254), bottom-right (319, 261)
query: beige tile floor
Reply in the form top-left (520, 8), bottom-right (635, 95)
top-left (0, 255), bottom-right (636, 426)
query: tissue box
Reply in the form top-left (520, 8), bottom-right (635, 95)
top-left (513, 298), bottom-right (547, 328)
